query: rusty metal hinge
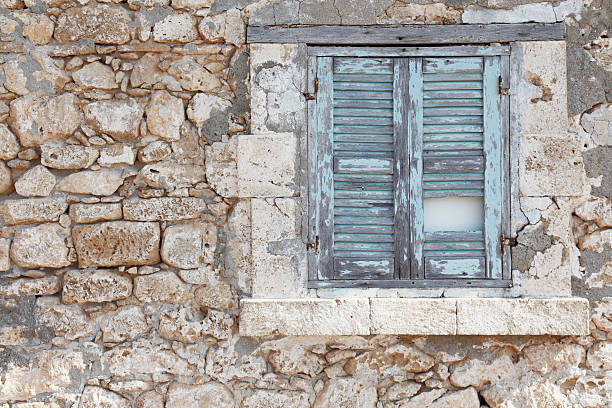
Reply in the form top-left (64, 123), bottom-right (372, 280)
top-left (304, 77), bottom-right (318, 100)
top-left (307, 236), bottom-right (320, 254)
top-left (500, 235), bottom-right (517, 255)
top-left (498, 76), bottom-right (509, 96)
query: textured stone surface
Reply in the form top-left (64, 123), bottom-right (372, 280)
top-left (0, 124), bottom-right (20, 160)
top-left (137, 162), bottom-right (206, 190)
top-left (79, 386), bottom-right (130, 408)
top-left (153, 13), bottom-right (198, 43)
top-left (161, 222), bottom-right (216, 269)
top-left (62, 269), bottom-right (132, 304)
top-left (97, 145), bottom-right (135, 167)
top-left (138, 141), bottom-right (172, 163)
top-left (377, 2), bottom-right (461, 24)
top-left (14, 165), bottom-right (56, 197)
top-left (0, 161), bottom-right (12, 195)
top-left (57, 170), bottom-right (124, 196)
top-left (0, 238), bottom-right (9, 272)
top-left (313, 377), bottom-right (377, 408)
top-left (83, 100), bottom-right (144, 142)
top-left (134, 271), bottom-right (192, 304)
top-left (72, 221), bottom-right (160, 268)
top-left (40, 144), bottom-right (99, 170)
top-left (186, 93), bottom-right (230, 126)
top-left (3, 197), bottom-right (68, 225)
top-left (167, 57), bottom-right (222, 92)
top-left (36, 297), bottom-right (95, 340)
top-left (10, 223), bottom-right (70, 268)
top-left (166, 382), bottom-right (234, 408)
top-left (123, 197), bottom-right (206, 221)
top-left (101, 305), bottom-right (148, 343)
top-left (54, 4), bottom-right (130, 45)
top-left (242, 390), bottom-right (310, 408)
top-left (370, 298), bottom-right (456, 335)
top-left (72, 61), bottom-right (117, 90)
top-left (69, 203), bottom-right (122, 224)
top-left (0, 275), bottom-right (62, 296)
top-left (146, 90), bottom-right (185, 141)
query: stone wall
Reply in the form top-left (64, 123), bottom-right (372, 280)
top-left (0, 0), bottom-right (609, 407)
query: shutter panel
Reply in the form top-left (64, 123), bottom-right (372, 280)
top-left (414, 56), bottom-right (503, 279)
top-left (317, 57), bottom-right (398, 280)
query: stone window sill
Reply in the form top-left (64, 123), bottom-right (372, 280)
top-left (239, 297), bottom-right (589, 337)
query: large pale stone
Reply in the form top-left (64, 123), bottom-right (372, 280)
top-left (0, 124), bottom-right (19, 160)
top-left (171, 0), bottom-right (212, 9)
top-left (0, 161), bottom-right (11, 194)
top-left (101, 305), bottom-right (148, 343)
top-left (8, 94), bottom-right (80, 147)
top-left (2, 197), bottom-right (68, 225)
top-left (313, 377), bottom-right (377, 408)
top-left (351, 341), bottom-right (435, 379)
top-left (130, 53), bottom-right (164, 88)
top-left (194, 280), bottom-right (234, 310)
top-left (520, 134), bottom-right (586, 196)
top-left (581, 103), bottom-right (612, 146)
top-left (57, 170), bottom-right (124, 196)
top-left (377, 2), bottom-right (461, 24)
top-left (62, 269), bottom-right (132, 304)
top-left (520, 243), bottom-right (572, 297)
top-left (97, 144), bottom-right (135, 167)
top-left (383, 382), bottom-right (421, 402)
top-left (186, 93), bottom-right (230, 126)
top-left (153, 13), bottom-right (198, 43)
top-left (0, 275), bottom-right (61, 296)
top-left (102, 339), bottom-right (195, 377)
top-left (14, 165), bottom-right (56, 197)
top-left (41, 144), bottom-right (99, 170)
top-left (456, 298), bottom-right (589, 335)
top-left (36, 297), bottom-right (95, 340)
top-left (72, 61), bottom-right (117, 90)
top-left (575, 196), bottom-right (612, 227)
top-left (69, 203), bottom-right (122, 224)
top-left (449, 355), bottom-right (516, 388)
top-left (54, 4), bottom-right (130, 45)
top-left (123, 197), bottom-right (207, 221)
top-left (146, 91), bottom-right (185, 141)
top-left (3, 53), bottom-right (70, 96)
top-left (166, 382), bottom-right (233, 408)
top-left (13, 11), bottom-right (54, 45)
top-left (399, 388), bottom-right (480, 408)
top-left (268, 344), bottom-right (323, 376)
top-left (0, 238), bottom-right (9, 272)
top-left (587, 342), bottom-right (612, 371)
top-left (161, 222), bottom-right (216, 269)
top-left (205, 138), bottom-right (238, 197)
top-left (240, 299), bottom-right (370, 336)
top-left (370, 298), bottom-right (456, 335)
top-left (72, 221), bottom-right (160, 268)
top-left (198, 8), bottom-right (245, 46)
top-left (167, 57), bottom-right (222, 92)
top-left (10, 223), bottom-right (70, 268)
top-left (137, 162), bottom-right (206, 190)
top-left (579, 229), bottom-right (612, 252)
top-left (79, 386), bottom-right (130, 408)
top-left (482, 371), bottom-right (571, 408)
top-left (83, 100), bottom-right (144, 142)
top-left (0, 349), bottom-right (85, 403)
top-left (242, 390), bottom-right (310, 408)
top-left (523, 343), bottom-right (585, 376)
top-left (134, 271), bottom-right (191, 304)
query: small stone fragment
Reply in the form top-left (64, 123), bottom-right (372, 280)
top-left (146, 91), bottom-right (185, 141)
top-left (0, 238), bottom-right (9, 272)
top-left (0, 161), bottom-right (13, 195)
top-left (161, 222), bottom-right (216, 269)
top-left (167, 57), bottom-right (222, 92)
top-left (98, 144), bottom-right (135, 167)
top-left (10, 223), bottom-right (70, 268)
top-left (14, 165), bottom-right (56, 197)
top-left (83, 100), bottom-right (144, 142)
top-left (587, 342), bottom-right (612, 371)
top-left (72, 221), bottom-right (160, 268)
top-left (138, 140), bottom-right (172, 163)
top-left (79, 386), bottom-right (131, 408)
top-left (101, 305), bottom-right (148, 343)
top-left (62, 269), bottom-right (132, 304)
top-left (54, 4), bottom-right (131, 45)
top-left (153, 14), bottom-right (198, 43)
top-left (123, 197), bottom-right (207, 221)
top-left (137, 162), bottom-right (206, 190)
top-left (166, 382), bottom-right (234, 408)
top-left (57, 170), bottom-right (124, 196)
top-left (41, 144), bottom-right (99, 169)
top-left (186, 93), bottom-right (230, 126)
top-left (2, 197), bottom-right (68, 225)
top-left (69, 203), bottom-right (122, 224)
top-left (0, 124), bottom-right (20, 160)
top-left (72, 61), bottom-right (117, 90)
top-left (133, 271), bottom-right (191, 304)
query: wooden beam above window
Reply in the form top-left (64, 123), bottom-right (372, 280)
top-left (247, 23), bottom-right (564, 45)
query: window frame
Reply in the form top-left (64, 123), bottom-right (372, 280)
top-left (305, 45), bottom-right (512, 289)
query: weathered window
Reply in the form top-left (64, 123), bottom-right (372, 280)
top-left (306, 46), bottom-right (511, 288)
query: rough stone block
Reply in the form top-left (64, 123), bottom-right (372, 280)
top-left (370, 298), bottom-right (456, 335)
top-left (54, 4), bottom-right (130, 45)
top-left (0, 238), bottom-right (9, 272)
top-left (161, 222), bottom-right (216, 269)
top-left (239, 298), bottom-right (371, 336)
top-left (456, 298), bottom-right (589, 335)
top-left (520, 134), bottom-right (586, 196)
top-left (2, 197), bottom-right (68, 225)
top-left (123, 197), bottom-right (206, 221)
top-left (134, 271), bottom-right (192, 304)
top-left (72, 221), bottom-right (160, 268)
top-left (10, 224), bottom-right (70, 269)
top-left (0, 275), bottom-right (61, 296)
top-left (69, 203), bottom-right (122, 224)
top-left (57, 170), bottom-right (124, 196)
top-left (62, 269), bottom-right (133, 304)
top-left (14, 165), bottom-right (56, 197)
top-left (83, 100), bottom-right (144, 142)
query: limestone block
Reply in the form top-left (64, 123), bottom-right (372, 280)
top-left (97, 144), bottom-right (135, 167)
top-left (8, 93), bottom-right (80, 147)
top-left (456, 298), bottom-right (589, 335)
top-left (102, 339), bottom-right (195, 377)
top-left (0, 124), bottom-right (19, 160)
top-left (0, 161), bottom-right (11, 194)
top-left (101, 305), bottom-right (148, 343)
top-left (79, 386), bottom-right (130, 408)
top-left (133, 271), bottom-right (192, 304)
top-left (171, 0), bottom-right (212, 9)
top-left (194, 280), bottom-right (234, 310)
top-left (481, 370), bottom-right (571, 408)
top-left (167, 57), bottom-right (222, 92)
top-left (226, 199), bottom-right (253, 293)
top-left (62, 269), bottom-right (133, 304)
top-left (382, 381), bottom-right (421, 402)
top-left (130, 53), bottom-right (164, 88)
top-left (313, 377), bottom-right (377, 408)
top-left (575, 196), bottom-right (612, 227)
top-left (463, 3), bottom-right (556, 23)
top-left (239, 298), bottom-right (370, 336)
top-left (72, 221), bottom-right (160, 268)
top-left (123, 197), bottom-right (206, 221)
top-left (519, 243), bottom-right (572, 297)
top-left (158, 307), bottom-right (208, 343)
top-left (10, 223), bottom-right (70, 268)
top-left (3, 53), bottom-right (70, 96)
top-left (57, 170), bottom-right (124, 196)
top-left (161, 222), bottom-right (216, 269)
top-left (0, 238), bottom-right (8, 272)
top-left (186, 93), bottom-right (230, 126)
top-left (13, 11), bottom-right (54, 45)
top-left (135, 391), bottom-right (165, 408)
top-left (515, 41), bottom-right (568, 134)
top-left (520, 134), bottom-right (586, 196)
top-left (0, 275), bottom-right (61, 296)
top-left (166, 382), bottom-right (234, 408)
top-left (146, 91), bottom-right (184, 141)
top-left (523, 343), bottom-right (585, 376)
top-left (198, 8), bottom-right (245, 46)
top-left (137, 162), bottom-right (206, 190)
top-left (54, 4), bottom-right (130, 45)
top-left (72, 61), bottom-right (117, 90)
top-left (579, 229), bottom-right (612, 252)
top-left (0, 349), bottom-right (85, 403)
top-left (41, 144), bottom-right (99, 169)
top-left (153, 13), bottom-right (198, 43)
top-left (376, 2), bottom-right (462, 24)
top-left (449, 354), bottom-right (516, 388)
top-left (370, 298), bottom-right (456, 335)
top-left (3, 197), bottom-right (68, 225)
top-left (138, 140), bottom-right (172, 163)
top-left (586, 341), bottom-right (612, 371)
top-left (242, 390), bottom-right (310, 408)
top-left (69, 203), bottom-right (122, 224)
top-left (205, 138), bottom-right (238, 197)
top-left (35, 297), bottom-right (95, 340)
top-left (83, 99), bottom-right (144, 142)
top-left (581, 103), bottom-right (612, 146)
top-left (14, 165), bottom-right (56, 197)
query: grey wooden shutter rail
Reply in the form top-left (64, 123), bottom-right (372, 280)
top-left (247, 23), bottom-right (563, 45)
